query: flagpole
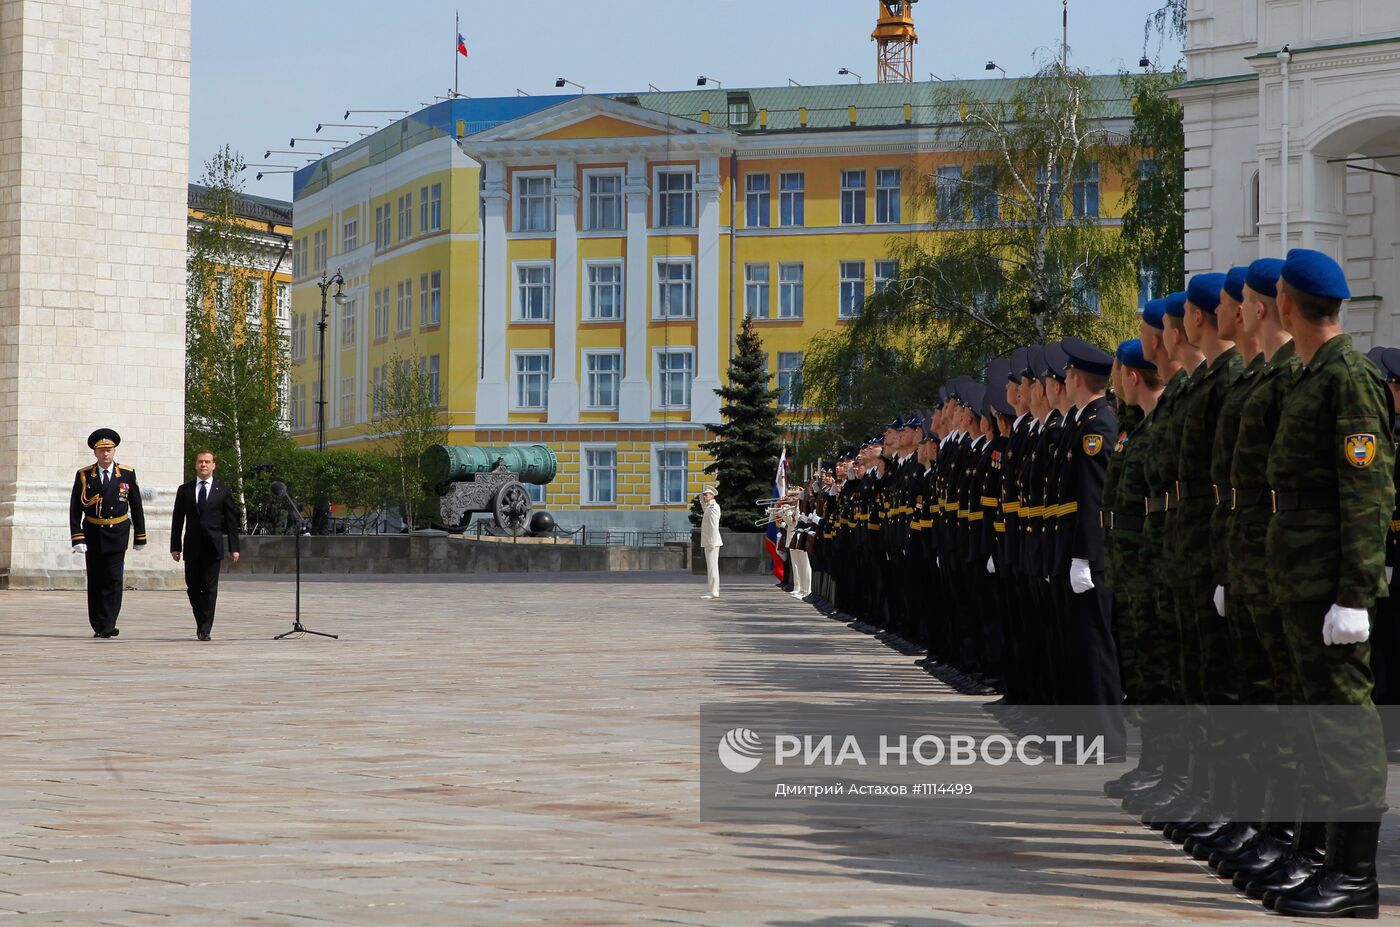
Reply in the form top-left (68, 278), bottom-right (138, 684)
top-left (454, 11), bottom-right (460, 97)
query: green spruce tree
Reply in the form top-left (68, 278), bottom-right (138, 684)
top-left (700, 316), bottom-right (783, 531)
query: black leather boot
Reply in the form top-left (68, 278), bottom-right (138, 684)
top-left (1105, 726), bottom-right (1163, 799)
top-left (1221, 823), bottom-right (1293, 881)
top-left (1245, 821), bottom-right (1325, 901)
top-left (1152, 753), bottom-right (1215, 834)
top-left (1124, 751), bottom-right (1189, 816)
top-left (1189, 821), bottom-right (1257, 862)
top-left (1269, 821), bottom-right (1380, 918)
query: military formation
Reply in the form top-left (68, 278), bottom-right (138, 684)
top-left (789, 249), bottom-right (1395, 919)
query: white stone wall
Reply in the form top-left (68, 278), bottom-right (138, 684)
top-left (0, 0), bottom-right (189, 588)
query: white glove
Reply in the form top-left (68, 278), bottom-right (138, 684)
top-left (1322, 604), bottom-right (1370, 646)
top-left (935, 556), bottom-right (940, 568)
top-left (1213, 585), bottom-right (1227, 617)
top-left (1388, 566), bottom-right (1394, 585)
top-left (72, 543), bottom-right (88, 555)
top-left (1069, 558), bottom-right (1094, 594)
top-left (986, 556), bottom-right (996, 574)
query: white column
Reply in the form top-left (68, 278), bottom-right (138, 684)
top-left (691, 154), bottom-right (723, 424)
top-left (477, 160), bottom-right (509, 423)
top-left (619, 156), bottom-right (651, 422)
top-left (549, 159), bottom-right (580, 423)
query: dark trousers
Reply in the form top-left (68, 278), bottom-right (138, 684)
top-left (183, 555), bottom-right (221, 635)
top-left (85, 548), bottom-right (125, 634)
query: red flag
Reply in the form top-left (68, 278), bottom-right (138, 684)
top-left (456, 33), bottom-right (469, 58)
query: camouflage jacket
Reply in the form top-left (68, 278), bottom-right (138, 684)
top-left (1265, 334), bottom-right (1395, 609)
top-left (1106, 404), bottom-right (1156, 598)
top-left (1142, 369), bottom-right (1190, 562)
top-left (1210, 352), bottom-right (1267, 586)
top-left (1226, 340), bottom-right (1299, 597)
top-left (1173, 347), bottom-right (1243, 585)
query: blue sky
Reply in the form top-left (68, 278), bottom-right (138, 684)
top-left (191, 1), bottom-right (1183, 202)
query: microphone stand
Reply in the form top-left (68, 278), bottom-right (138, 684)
top-left (273, 485), bottom-right (338, 640)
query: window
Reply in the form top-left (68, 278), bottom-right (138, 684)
top-left (1073, 272), bottom-right (1101, 314)
top-left (1036, 166), bottom-right (1063, 216)
top-left (375, 205), bottom-right (390, 249)
top-left (1138, 263), bottom-right (1157, 310)
top-left (840, 170), bottom-right (866, 225)
top-left (584, 447), bottom-right (617, 504)
top-left (516, 174), bottom-right (553, 231)
top-left (655, 447), bottom-right (688, 505)
top-left (1248, 169), bottom-right (1260, 235)
top-left (936, 165), bottom-right (964, 223)
top-left (431, 183), bottom-right (443, 230)
top-left (311, 316), bottom-right (321, 359)
top-left (420, 271), bottom-right (441, 327)
top-left (875, 169), bottom-right (901, 224)
top-left (1072, 162), bottom-right (1100, 218)
top-left (340, 295), bottom-right (355, 347)
top-left (244, 278), bottom-right (264, 328)
top-left (275, 283), bottom-right (290, 323)
top-left (373, 288), bottom-right (389, 340)
top-left (971, 164), bottom-right (999, 221)
top-left (656, 169), bottom-right (695, 228)
top-left (655, 260), bottom-right (694, 319)
top-left (585, 261), bottom-right (623, 320)
top-left (311, 380), bottom-right (322, 427)
top-left (397, 193), bottom-right (413, 242)
top-left (586, 173), bottom-right (623, 230)
top-left (777, 352), bottom-right (803, 409)
top-left (290, 383), bottom-right (307, 431)
top-left (585, 351), bottom-right (622, 410)
top-left (745, 174), bottom-right (771, 228)
top-left (840, 261), bottom-right (866, 318)
top-left (421, 354), bottom-right (441, 406)
top-left (342, 217), bottom-right (358, 252)
top-left (527, 483), bottom-right (547, 504)
top-left (874, 260), bottom-right (899, 294)
top-left (290, 312), bottom-right (307, 361)
top-left (656, 349), bottom-right (694, 408)
top-left (340, 375), bottom-right (354, 425)
top-left (396, 279), bottom-right (412, 334)
top-left (515, 263), bottom-right (553, 321)
top-left (745, 263), bottom-right (770, 319)
top-left (779, 172), bottom-right (805, 227)
top-left (513, 352), bottom-right (550, 410)
top-left (778, 263), bottom-right (804, 319)
top-left (313, 229), bottom-right (327, 273)
top-left (292, 238), bottom-right (305, 279)
top-left (214, 273), bottom-right (231, 312)
top-left (370, 365), bottom-right (384, 418)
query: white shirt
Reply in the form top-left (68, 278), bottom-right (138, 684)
top-left (100, 466), bottom-right (113, 484)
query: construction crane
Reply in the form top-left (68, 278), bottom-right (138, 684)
top-left (872, 0), bottom-right (918, 84)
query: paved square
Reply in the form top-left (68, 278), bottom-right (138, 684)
top-left (1, 572), bottom-right (1395, 924)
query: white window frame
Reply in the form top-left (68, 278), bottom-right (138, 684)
top-left (840, 169), bottom-right (867, 225)
top-left (513, 169), bottom-right (555, 232)
top-left (875, 168), bottom-right (901, 224)
top-left (652, 443), bottom-right (690, 506)
top-left (654, 347), bottom-right (695, 410)
top-left (839, 261), bottom-right (866, 318)
top-left (396, 279), bottom-right (413, 334)
top-left (745, 262), bottom-right (770, 319)
top-left (313, 229), bottom-right (327, 272)
top-left (745, 173), bottom-right (771, 229)
top-left (778, 263), bottom-right (804, 319)
top-left (340, 375), bottom-right (355, 425)
top-left (512, 260), bottom-right (554, 323)
top-left (1072, 161), bottom-right (1101, 218)
top-left (583, 169), bottom-right (624, 232)
top-left (397, 192), bottom-right (413, 242)
top-left (874, 260), bottom-right (899, 294)
top-left (779, 171), bottom-right (805, 227)
top-left (583, 258), bottom-right (624, 321)
top-left (653, 257), bottom-right (695, 320)
top-left (275, 283), bottom-right (290, 323)
top-left (340, 295), bottom-right (355, 347)
top-left (420, 353), bottom-right (442, 406)
top-left (581, 444), bottom-right (619, 506)
top-left (510, 350), bottom-right (551, 411)
top-left (653, 166), bottom-right (696, 229)
top-left (342, 217), bottom-right (358, 252)
top-left (582, 349), bottom-right (623, 411)
top-left (776, 351), bottom-right (804, 410)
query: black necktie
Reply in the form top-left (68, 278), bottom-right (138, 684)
top-left (102, 469), bottom-right (109, 487)
top-left (197, 481), bottom-right (207, 508)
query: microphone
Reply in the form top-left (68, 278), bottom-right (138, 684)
top-left (270, 480), bottom-right (304, 528)
top-left (271, 481), bottom-right (288, 497)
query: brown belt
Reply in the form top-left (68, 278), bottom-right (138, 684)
top-left (85, 514), bottom-right (129, 527)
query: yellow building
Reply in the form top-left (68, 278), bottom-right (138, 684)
top-left (288, 79), bottom-right (1135, 530)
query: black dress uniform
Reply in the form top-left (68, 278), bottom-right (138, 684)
top-left (69, 428), bottom-right (146, 637)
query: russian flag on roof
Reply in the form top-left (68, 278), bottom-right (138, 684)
top-left (456, 33), bottom-right (469, 58)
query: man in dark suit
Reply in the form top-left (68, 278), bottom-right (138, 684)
top-left (70, 428), bottom-right (147, 638)
top-left (170, 449), bottom-right (240, 641)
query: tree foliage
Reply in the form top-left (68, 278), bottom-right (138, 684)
top-left (370, 353), bottom-right (448, 528)
top-left (186, 145), bottom-right (291, 530)
top-left (699, 316), bottom-right (783, 531)
top-left (1112, 68), bottom-right (1186, 301)
top-left (796, 63), bottom-right (1140, 461)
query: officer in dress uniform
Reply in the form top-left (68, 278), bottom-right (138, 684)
top-left (69, 428), bottom-right (147, 638)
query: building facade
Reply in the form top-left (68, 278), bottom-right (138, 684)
top-left (290, 79), bottom-right (1133, 530)
top-left (1175, 0), bottom-right (1400, 347)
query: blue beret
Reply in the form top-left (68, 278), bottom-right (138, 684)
top-left (1282, 248), bottom-right (1350, 300)
top-left (1060, 336), bottom-right (1114, 377)
top-left (1224, 267), bottom-right (1248, 303)
top-left (1164, 291), bottom-right (1188, 318)
top-left (1116, 338), bottom-right (1155, 372)
top-left (1382, 348), bottom-right (1400, 382)
top-left (1187, 273), bottom-right (1227, 314)
top-left (1245, 258), bottom-right (1285, 298)
top-left (1142, 298), bottom-right (1167, 330)
top-left (1366, 346), bottom-right (1386, 371)
top-left (1041, 343), bottom-right (1068, 381)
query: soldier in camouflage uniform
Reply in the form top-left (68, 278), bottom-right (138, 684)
top-left (1252, 250), bottom-right (1391, 918)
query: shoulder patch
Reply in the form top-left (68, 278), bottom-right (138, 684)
top-left (1345, 434), bottom-right (1377, 469)
top-left (1082, 434), bottom-right (1104, 456)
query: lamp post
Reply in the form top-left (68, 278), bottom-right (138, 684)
top-left (315, 269), bottom-right (347, 454)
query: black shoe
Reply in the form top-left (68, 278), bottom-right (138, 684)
top-left (93, 632), bottom-right (105, 638)
top-left (108, 628), bottom-right (119, 637)
top-left (1189, 821), bottom-right (1257, 862)
top-left (1104, 762), bottom-right (1163, 800)
top-left (1123, 769), bottom-right (1186, 816)
top-left (198, 633), bottom-right (211, 641)
top-left (1175, 817), bottom-right (1228, 847)
top-left (1246, 823), bottom-right (1326, 901)
top-left (1222, 825), bottom-right (1293, 881)
top-left (1270, 822), bottom-right (1381, 919)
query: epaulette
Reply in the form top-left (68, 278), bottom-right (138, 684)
top-left (116, 464), bottom-right (134, 473)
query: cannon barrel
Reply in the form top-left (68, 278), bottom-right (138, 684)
top-left (421, 444), bottom-right (557, 487)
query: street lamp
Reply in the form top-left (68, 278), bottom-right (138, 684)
top-left (315, 270), bottom-right (347, 454)
top-left (554, 77), bottom-right (585, 92)
top-left (985, 61), bottom-right (1007, 77)
top-left (838, 67), bottom-right (863, 83)
top-left (697, 75), bottom-right (722, 88)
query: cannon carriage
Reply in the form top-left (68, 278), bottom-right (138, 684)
top-left (421, 444), bottom-right (557, 536)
